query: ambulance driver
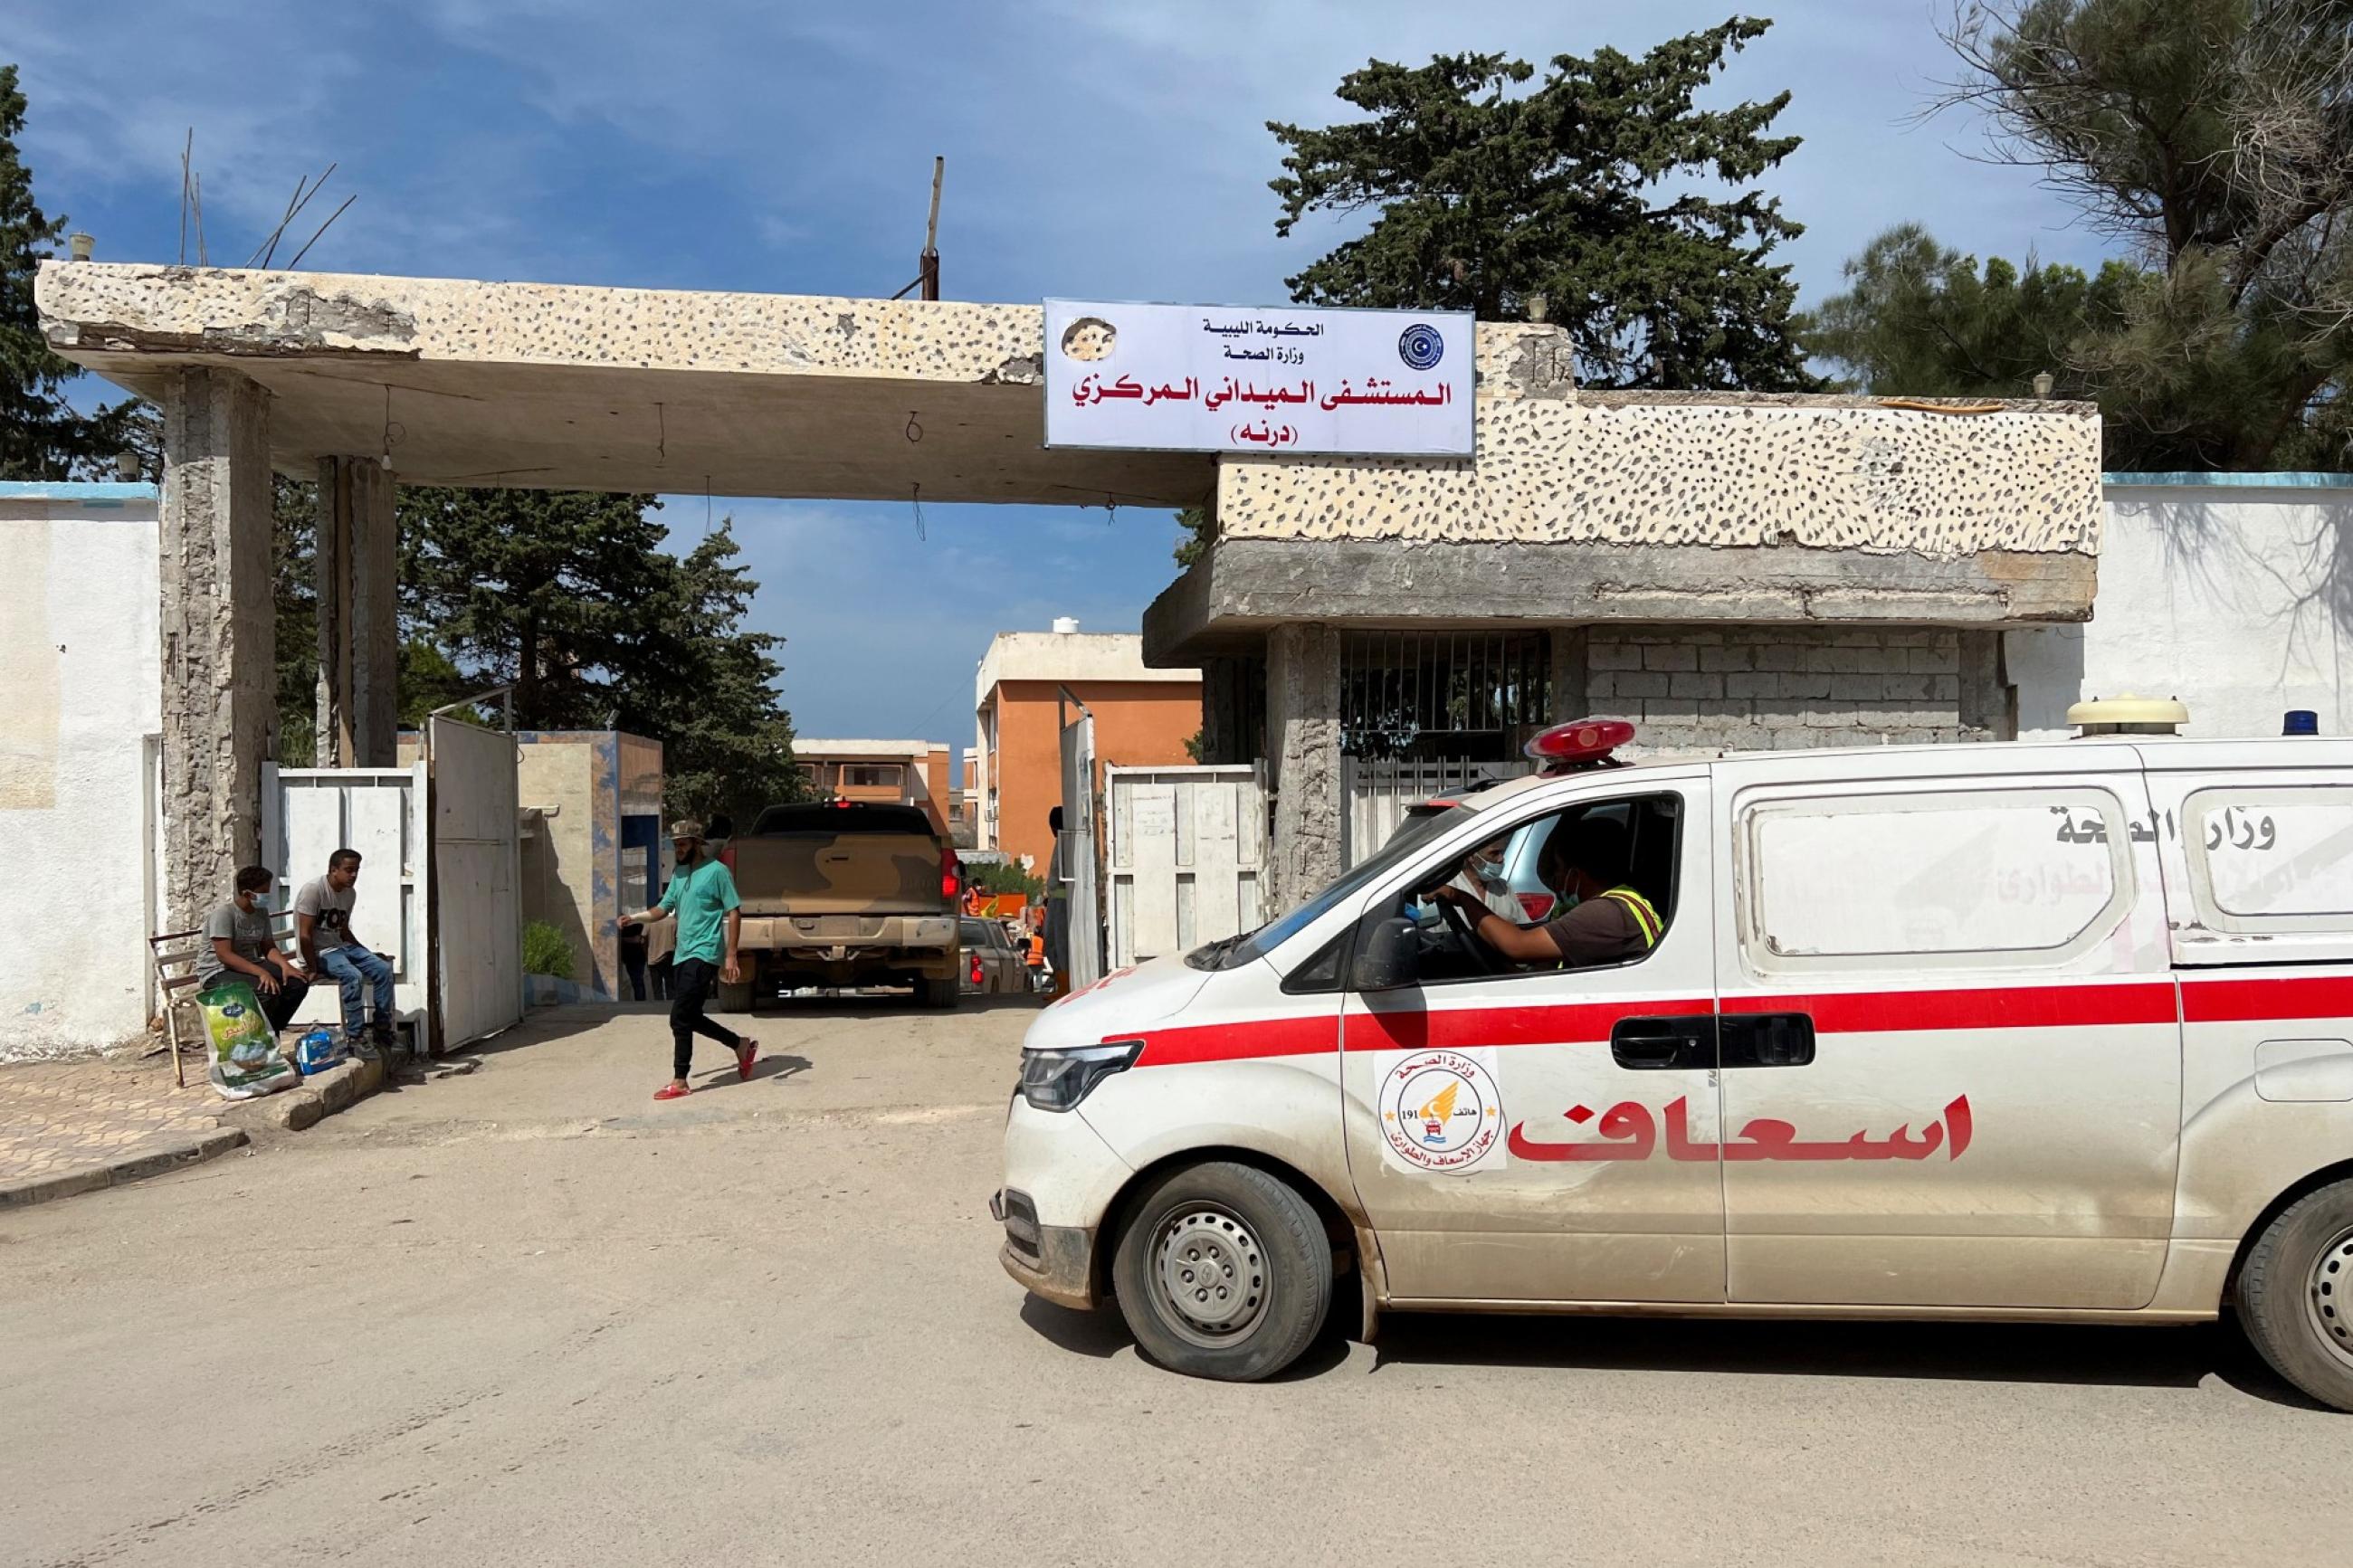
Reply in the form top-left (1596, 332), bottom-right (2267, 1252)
top-left (1431, 815), bottom-right (1661, 967)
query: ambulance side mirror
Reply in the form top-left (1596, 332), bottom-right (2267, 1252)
top-left (1353, 917), bottom-right (1422, 993)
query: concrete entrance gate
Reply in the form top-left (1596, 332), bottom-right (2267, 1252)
top-left (37, 261), bottom-right (2105, 931)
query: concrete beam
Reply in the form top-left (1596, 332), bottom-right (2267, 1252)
top-left (160, 366), bottom-right (272, 930)
top-left (1143, 538), bottom-right (2096, 666)
top-left (1265, 623), bottom-right (1341, 913)
top-left (314, 457), bottom-right (399, 765)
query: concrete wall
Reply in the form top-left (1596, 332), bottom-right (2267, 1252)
top-left (2011, 477), bottom-right (2353, 740)
top-left (515, 731), bottom-right (660, 997)
top-left (0, 485), bottom-right (162, 1057)
top-left (1584, 626), bottom-right (2000, 753)
top-left (1216, 390), bottom-right (2101, 556)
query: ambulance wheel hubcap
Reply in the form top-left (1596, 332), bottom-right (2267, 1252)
top-left (1152, 1205), bottom-right (1267, 1346)
top-left (2308, 1225), bottom-right (2353, 1370)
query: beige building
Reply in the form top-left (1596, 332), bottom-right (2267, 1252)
top-left (972, 623), bottom-right (1202, 872)
top-left (516, 730), bottom-right (665, 998)
top-left (793, 739), bottom-right (952, 837)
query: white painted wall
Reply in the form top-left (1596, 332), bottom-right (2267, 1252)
top-left (0, 484), bottom-right (161, 1059)
top-left (2011, 478), bottom-right (2352, 742)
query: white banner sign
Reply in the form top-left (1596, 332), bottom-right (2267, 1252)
top-left (1043, 299), bottom-right (1474, 456)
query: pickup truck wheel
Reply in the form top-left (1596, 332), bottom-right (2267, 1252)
top-left (2236, 1177), bottom-right (2353, 1411)
top-left (1111, 1161), bottom-right (1330, 1383)
top-left (919, 976), bottom-right (960, 1009)
top-left (715, 978), bottom-right (754, 1013)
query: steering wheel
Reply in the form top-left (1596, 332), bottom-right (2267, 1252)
top-left (1436, 894), bottom-right (1503, 975)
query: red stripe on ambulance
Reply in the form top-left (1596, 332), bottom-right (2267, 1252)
top-left (1122, 975), bottom-right (2348, 1069)
top-left (1729, 981), bottom-right (2179, 1034)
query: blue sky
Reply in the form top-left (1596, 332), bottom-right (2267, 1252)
top-left (13, 1), bottom-right (2096, 766)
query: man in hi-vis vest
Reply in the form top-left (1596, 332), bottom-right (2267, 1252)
top-left (1432, 816), bottom-right (1660, 966)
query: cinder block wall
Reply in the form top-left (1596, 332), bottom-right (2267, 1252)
top-left (1585, 626), bottom-right (1996, 752)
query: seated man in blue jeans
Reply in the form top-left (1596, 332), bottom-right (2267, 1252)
top-left (296, 848), bottom-right (397, 1058)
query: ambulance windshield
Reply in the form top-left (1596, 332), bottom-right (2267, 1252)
top-left (1193, 802), bottom-right (1477, 972)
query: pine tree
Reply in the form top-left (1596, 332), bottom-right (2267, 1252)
top-left (0, 64), bottom-right (130, 480)
top-left (392, 486), bottom-right (805, 821)
top-left (1269, 20), bottom-right (1816, 390)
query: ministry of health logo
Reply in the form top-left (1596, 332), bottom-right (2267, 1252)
top-left (1396, 322), bottom-right (1444, 371)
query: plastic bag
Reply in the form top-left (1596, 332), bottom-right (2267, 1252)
top-left (199, 981), bottom-right (298, 1099)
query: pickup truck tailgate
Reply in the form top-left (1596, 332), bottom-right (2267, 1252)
top-left (733, 820), bottom-right (948, 917)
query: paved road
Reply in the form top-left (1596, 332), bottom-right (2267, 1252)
top-left (5, 998), bottom-right (2348, 1567)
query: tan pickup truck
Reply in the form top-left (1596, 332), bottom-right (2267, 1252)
top-left (726, 802), bottom-right (964, 1008)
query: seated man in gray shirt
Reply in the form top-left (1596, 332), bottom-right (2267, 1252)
top-left (199, 866), bottom-right (312, 1032)
top-left (297, 848), bottom-right (398, 1055)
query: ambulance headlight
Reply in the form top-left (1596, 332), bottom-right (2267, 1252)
top-left (1019, 1041), bottom-right (1144, 1112)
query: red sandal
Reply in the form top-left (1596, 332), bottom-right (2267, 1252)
top-left (653, 1083), bottom-right (691, 1101)
top-left (736, 1039), bottom-right (758, 1081)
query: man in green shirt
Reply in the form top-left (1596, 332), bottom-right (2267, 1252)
top-left (620, 821), bottom-right (757, 1100)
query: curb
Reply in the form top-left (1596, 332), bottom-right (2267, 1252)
top-left (0, 1127), bottom-right (248, 1210)
top-left (231, 1052), bottom-right (392, 1135)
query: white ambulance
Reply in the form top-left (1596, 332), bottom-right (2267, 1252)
top-left (995, 713), bottom-right (2353, 1406)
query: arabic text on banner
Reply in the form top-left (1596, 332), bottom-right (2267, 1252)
top-left (1043, 299), bottom-right (1475, 457)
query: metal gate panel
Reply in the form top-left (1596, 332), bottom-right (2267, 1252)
top-left (261, 764), bottom-right (428, 1032)
top-left (430, 716), bottom-right (522, 1050)
top-left (1341, 755), bottom-right (1535, 868)
top-left (1106, 765), bottom-right (1264, 969)
top-left (1057, 695), bottom-right (1102, 989)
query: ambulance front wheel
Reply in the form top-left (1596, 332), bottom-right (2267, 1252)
top-left (2236, 1177), bottom-right (2353, 1411)
top-left (1111, 1160), bottom-right (1332, 1382)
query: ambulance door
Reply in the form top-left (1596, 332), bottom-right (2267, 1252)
top-left (1712, 763), bottom-right (2180, 1310)
top-left (2147, 762), bottom-right (2353, 1270)
top-left (1340, 776), bottom-right (1725, 1306)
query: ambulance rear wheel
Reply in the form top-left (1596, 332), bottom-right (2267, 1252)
top-left (2236, 1178), bottom-right (2353, 1411)
top-left (1111, 1161), bottom-right (1330, 1382)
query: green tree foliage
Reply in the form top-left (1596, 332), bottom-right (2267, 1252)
top-left (967, 860), bottom-right (1043, 898)
top-left (1268, 18), bottom-right (1815, 390)
top-left (1804, 227), bottom-right (2143, 401)
top-left (0, 63), bottom-right (134, 480)
top-left (272, 476), bottom-right (320, 764)
top-left (1171, 503), bottom-right (1212, 567)
top-left (1812, 1), bottom-right (2353, 470)
top-left (395, 488), bottom-right (806, 822)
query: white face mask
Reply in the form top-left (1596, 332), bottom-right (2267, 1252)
top-left (1469, 854), bottom-right (1510, 896)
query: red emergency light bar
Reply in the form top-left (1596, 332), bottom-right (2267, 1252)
top-left (1524, 717), bottom-right (1635, 774)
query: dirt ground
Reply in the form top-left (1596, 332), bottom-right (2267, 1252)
top-left (5, 995), bottom-right (2349, 1567)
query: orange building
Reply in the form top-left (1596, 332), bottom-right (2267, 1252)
top-left (972, 622), bottom-right (1202, 873)
top-left (790, 739), bottom-right (954, 838)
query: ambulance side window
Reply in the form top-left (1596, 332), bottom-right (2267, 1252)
top-left (1386, 792), bottom-right (1682, 985)
top-left (2182, 785), bottom-right (2353, 931)
top-left (1739, 787), bottom-right (2135, 974)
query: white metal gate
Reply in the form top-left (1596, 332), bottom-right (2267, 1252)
top-left (1340, 756), bottom-right (1535, 868)
top-left (1105, 765), bottom-right (1264, 969)
top-left (429, 715), bottom-right (522, 1050)
top-left (1056, 691), bottom-right (1102, 988)
top-left (261, 763), bottom-right (431, 1035)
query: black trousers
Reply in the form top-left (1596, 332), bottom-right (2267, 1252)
top-left (622, 948), bottom-right (648, 1002)
top-left (251, 956), bottom-right (310, 1033)
top-left (669, 957), bottom-right (741, 1079)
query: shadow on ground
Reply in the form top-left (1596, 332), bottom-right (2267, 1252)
top-left (1020, 1291), bottom-right (2327, 1408)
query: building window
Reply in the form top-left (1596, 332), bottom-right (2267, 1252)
top-left (1340, 631), bottom-right (1551, 761)
top-left (841, 764), bottom-right (905, 790)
